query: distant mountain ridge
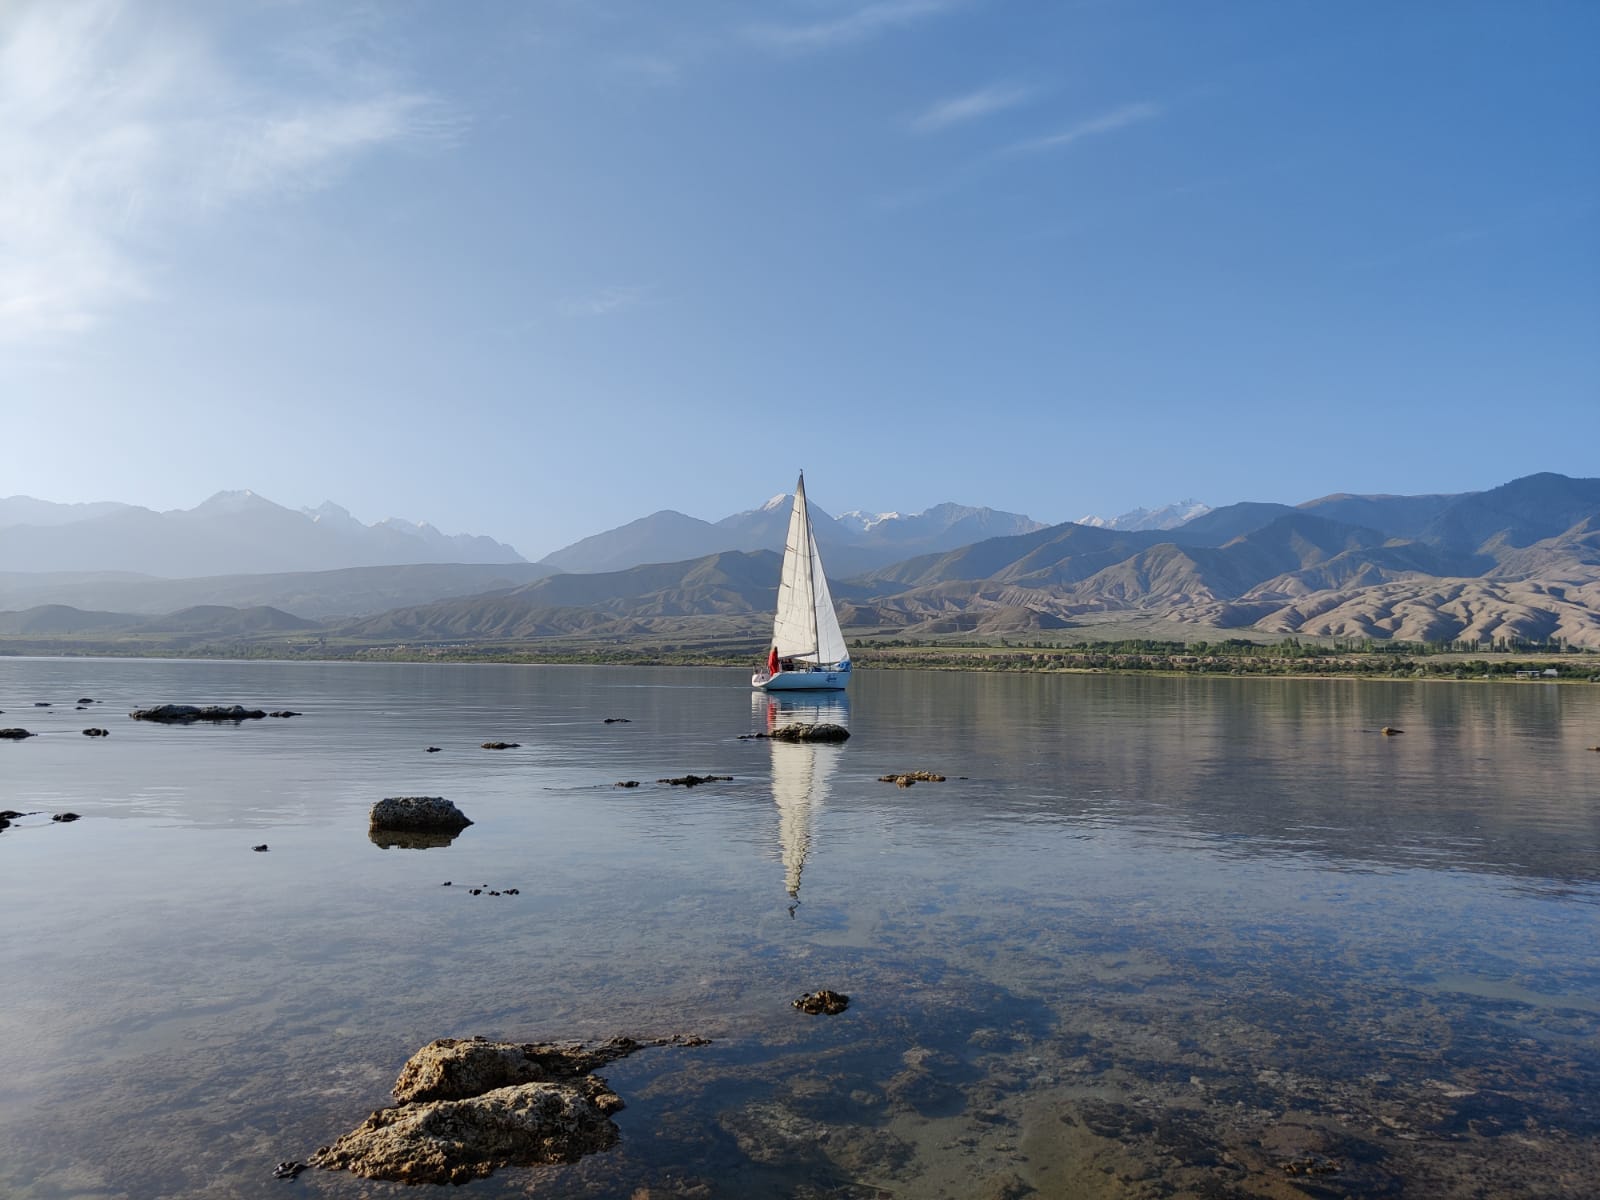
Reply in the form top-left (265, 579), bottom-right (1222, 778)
top-left (539, 496), bottom-right (1047, 574)
top-left (0, 490), bottom-right (526, 577)
top-left (332, 472), bottom-right (1600, 649)
top-left (9, 474), bottom-right (1600, 650)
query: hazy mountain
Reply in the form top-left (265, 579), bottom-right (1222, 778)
top-left (0, 562), bottom-right (558, 620)
top-left (0, 490), bottom-right (526, 576)
top-left (0, 496), bottom-right (136, 527)
top-left (1077, 499), bottom-right (1210, 531)
top-left (340, 550), bottom-right (779, 640)
top-left (0, 603), bottom-right (317, 637)
top-left (539, 494), bottom-right (1045, 575)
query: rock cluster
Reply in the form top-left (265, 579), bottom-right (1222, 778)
top-left (310, 1035), bottom-right (706, 1185)
top-left (878, 771), bottom-right (946, 787)
top-left (658, 774), bottom-right (732, 787)
top-left (129, 704), bottom-right (267, 723)
top-left (369, 796), bottom-right (472, 834)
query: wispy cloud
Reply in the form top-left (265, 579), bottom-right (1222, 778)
top-left (1002, 101), bottom-right (1162, 155)
top-left (0, 0), bottom-right (448, 342)
top-left (911, 83), bottom-right (1034, 133)
top-left (748, 0), bottom-right (957, 53)
top-left (559, 285), bottom-right (653, 318)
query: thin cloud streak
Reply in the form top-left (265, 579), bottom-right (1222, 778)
top-left (911, 83), bottom-right (1034, 132)
top-left (0, 0), bottom-right (447, 342)
top-left (559, 285), bottom-right (653, 318)
top-left (1002, 101), bottom-right (1162, 154)
top-left (748, 0), bottom-right (956, 53)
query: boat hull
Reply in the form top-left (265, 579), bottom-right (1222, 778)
top-left (752, 666), bottom-right (850, 692)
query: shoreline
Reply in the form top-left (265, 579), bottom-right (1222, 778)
top-left (4, 643), bottom-right (1597, 684)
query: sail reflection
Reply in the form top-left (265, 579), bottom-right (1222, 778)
top-left (757, 692), bottom-right (851, 913)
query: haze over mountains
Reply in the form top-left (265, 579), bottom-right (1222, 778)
top-left (5, 474), bottom-right (1600, 648)
top-left (0, 490), bottom-right (525, 576)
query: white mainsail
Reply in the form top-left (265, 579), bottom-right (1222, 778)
top-left (770, 473), bottom-right (849, 667)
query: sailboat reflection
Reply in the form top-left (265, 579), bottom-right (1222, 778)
top-left (757, 692), bottom-right (851, 915)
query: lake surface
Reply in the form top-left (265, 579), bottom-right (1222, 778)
top-left (2, 658), bottom-right (1597, 1198)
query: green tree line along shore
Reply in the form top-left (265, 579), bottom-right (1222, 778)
top-left (7, 634), bottom-right (1598, 682)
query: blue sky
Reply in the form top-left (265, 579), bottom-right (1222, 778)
top-left (2, 0), bottom-right (1596, 560)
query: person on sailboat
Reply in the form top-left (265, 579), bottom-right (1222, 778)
top-left (767, 646), bottom-right (780, 678)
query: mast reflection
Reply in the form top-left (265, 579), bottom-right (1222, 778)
top-left (756, 691), bottom-right (851, 915)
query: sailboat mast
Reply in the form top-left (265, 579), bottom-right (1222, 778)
top-left (797, 472), bottom-right (818, 661)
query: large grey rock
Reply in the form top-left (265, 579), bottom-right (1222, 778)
top-left (310, 1035), bottom-right (706, 1185)
top-left (768, 723), bottom-right (851, 743)
top-left (309, 1077), bottom-right (623, 1184)
top-left (369, 796), bottom-right (472, 833)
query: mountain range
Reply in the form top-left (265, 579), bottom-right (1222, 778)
top-left (0, 491), bottom-right (525, 577)
top-left (538, 497), bottom-right (1047, 575)
top-left (5, 473), bottom-right (1600, 649)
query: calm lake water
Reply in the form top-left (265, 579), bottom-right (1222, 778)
top-left (2, 658), bottom-right (1597, 1199)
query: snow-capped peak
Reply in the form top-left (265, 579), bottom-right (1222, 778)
top-left (1077, 499), bottom-right (1211, 531)
top-left (760, 493), bottom-right (791, 512)
top-left (836, 509), bottom-right (902, 533)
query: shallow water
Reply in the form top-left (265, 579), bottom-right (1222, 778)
top-left (2, 659), bottom-right (1597, 1198)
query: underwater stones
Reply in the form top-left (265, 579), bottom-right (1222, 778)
top-left (129, 704), bottom-right (268, 723)
top-left (658, 774), bottom-right (732, 787)
top-left (793, 989), bottom-right (850, 1015)
top-left (82, 727), bottom-right (110, 736)
top-left (614, 780), bottom-right (640, 788)
top-left (369, 796), bottom-right (472, 834)
top-left (0, 728), bottom-right (33, 739)
top-left (271, 1160), bottom-right (306, 1179)
top-left (77, 697), bottom-right (95, 705)
top-left (480, 741), bottom-right (520, 750)
top-left (603, 717), bottom-right (631, 724)
top-left (878, 770), bottom-right (946, 786)
top-left (766, 723), bottom-right (851, 743)
top-left (310, 1035), bottom-right (707, 1185)
top-left (426, 746), bottom-right (441, 752)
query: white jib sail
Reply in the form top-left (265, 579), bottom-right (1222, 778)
top-left (770, 474), bottom-right (849, 666)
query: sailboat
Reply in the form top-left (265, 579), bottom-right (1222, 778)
top-left (752, 472), bottom-right (852, 691)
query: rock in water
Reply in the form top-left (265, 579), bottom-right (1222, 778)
top-left (310, 1077), bottom-right (623, 1184)
top-left (369, 796), bottom-right (472, 833)
top-left (310, 1036), bottom-right (704, 1185)
top-left (793, 989), bottom-right (850, 1015)
top-left (0, 728), bottom-right (34, 740)
top-left (129, 704), bottom-right (267, 723)
top-left (767, 723), bottom-right (851, 743)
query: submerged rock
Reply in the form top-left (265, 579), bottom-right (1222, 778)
top-left (481, 741), bottom-right (520, 750)
top-left (129, 704), bottom-right (267, 723)
top-left (52, 812), bottom-right (81, 823)
top-left (77, 697), bottom-right (95, 705)
top-left (82, 728), bottom-right (110, 737)
top-left (793, 989), bottom-right (850, 1015)
top-left (369, 796), bottom-right (472, 834)
top-left (0, 728), bottom-right (33, 739)
top-left (1380, 726), bottom-right (1404, 736)
top-left (878, 771), bottom-right (946, 786)
top-left (310, 1035), bottom-right (707, 1185)
top-left (268, 710), bottom-right (301, 718)
top-left (766, 723), bottom-right (851, 743)
top-left (658, 774), bottom-right (732, 787)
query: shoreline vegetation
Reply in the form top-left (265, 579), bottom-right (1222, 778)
top-left (3, 631), bottom-right (1598, 682)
